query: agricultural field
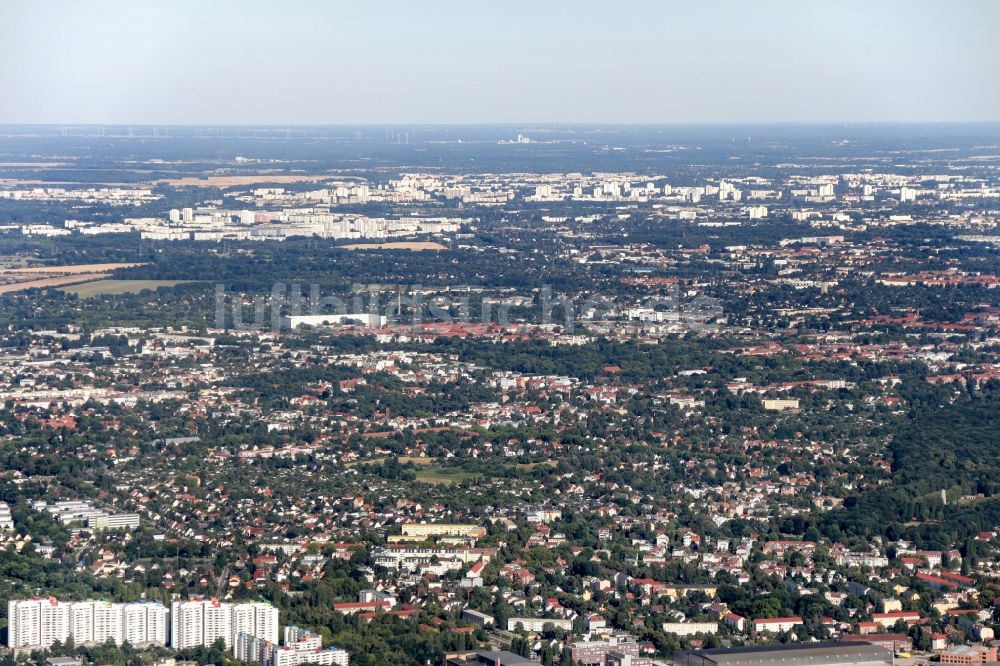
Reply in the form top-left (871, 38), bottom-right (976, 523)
top-left (0, 262), bottom-right (144, 275)
top-left (0, 263), bottom-right (148, 294)
top-left (57, 279), bottom-right (196, 298)
top-left (339, 241), bottom-right (447, 251)
top-left (0, 273), bottom-right (110, 294)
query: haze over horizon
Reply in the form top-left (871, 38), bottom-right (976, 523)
top-left (2, 0), bottom-right (998, 126)
top-left (4, 5), bottom-right (1000, 666)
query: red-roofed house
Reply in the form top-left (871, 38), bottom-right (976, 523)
top-left (872, 611), bottom-right (920, 628)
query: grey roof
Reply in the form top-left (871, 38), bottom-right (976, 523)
top-left (471, 651), bottom-right (536, 666)
top-left (674, 641), bottom-right (893, 666)
top-left (157, 436), bottom-right (201, 444)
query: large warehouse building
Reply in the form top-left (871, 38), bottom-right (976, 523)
top-left (673, 641), bottom-right (893, 666)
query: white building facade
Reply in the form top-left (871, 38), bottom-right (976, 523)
top-left (169, 599), bottom-right (278, 650)
top-left (236, 626), bottom-right (349, 666)
top-left (6, 598), bottom-right (167, 650)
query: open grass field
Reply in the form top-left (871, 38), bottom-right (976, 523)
top-left (350, 455), bottom-right (555, 485)
top-left (412, 460), bottom-right (555, 484)
top-left (58, 279), bottom-right (196, 298)
top-left (514, 461), bottom-right (558, 470)
top-left (344, 455), bottom-right (474, 485)
top-left (397, 456), bottom-right (436, 465)
top-left (412, 466), bottom-right (479, 485)
top-left (339, 241), bottom-right (447, 251)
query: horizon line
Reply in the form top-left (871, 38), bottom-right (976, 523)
top-left (1, 120), bottom-right (1000, 128)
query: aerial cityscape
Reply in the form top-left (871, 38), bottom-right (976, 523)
top-left (0, 2), bottom-right (999, 666)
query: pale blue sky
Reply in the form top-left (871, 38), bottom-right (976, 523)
top-left (1, 0), bottom-right (998, 124)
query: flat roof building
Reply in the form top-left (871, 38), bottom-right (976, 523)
top-left (507, 617), bottom-right (573, 633)
top-left (461, 609), bottom-right (494, 627)
top-left (674, 641), bottom-right (892, 666)
top-left (282, 314), bottom-right (386, 329)
top-left (446, 650), bottom-right (534, 666)
top-left (393, 523), bottom-right (486, 541)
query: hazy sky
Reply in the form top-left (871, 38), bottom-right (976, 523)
top-left (1, 0), bottom-right (998, 125)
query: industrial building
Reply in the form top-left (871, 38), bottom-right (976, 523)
top-left (446, 651), bottom-right (534, 666)
top-left (673, 641), bottom-right (893, 666)
top-left (281, 313), bottom-right (386, 329)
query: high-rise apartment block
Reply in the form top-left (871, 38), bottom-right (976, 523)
top-left (169, 599), bottom-right (278, 650)
top-left (7, 598), bottom-right (168, 650)
top-left (7, 597), bottom-right (279, 653)
top-left (236, 626), bottom-right (349, 666)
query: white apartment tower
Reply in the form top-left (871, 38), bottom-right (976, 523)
top-left (8, 598), bottom-right (44, 649)
top-left (70, 602), bottom-right (94, 644)
top-left (92, 601), bottom-right (123, 644)
top-left (170, 600), bottom-right (206, 650)
top-left (203, 599), bottom-right (231, 648)
top-left (6, 598), bottom-right (167, 650)
top-left (170, 599), bottom-right (278, 650)
top-left (122, 602), bottom-right (167, 645)
top-left (40, 597), bottom-right (70, 648)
